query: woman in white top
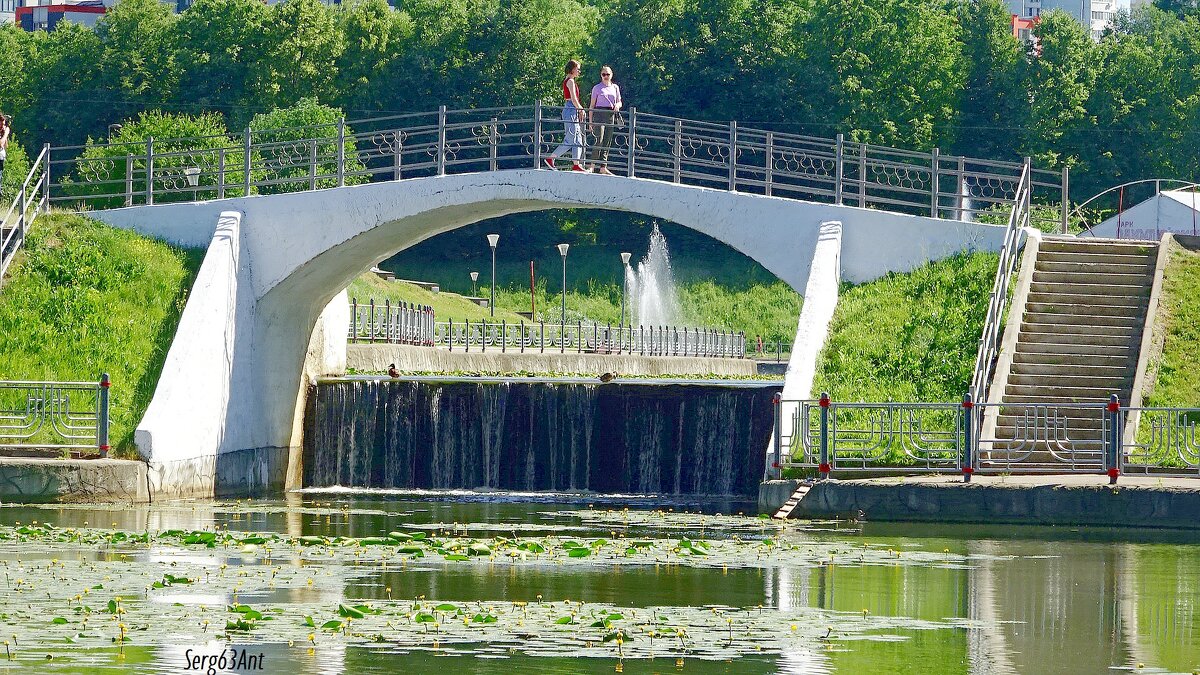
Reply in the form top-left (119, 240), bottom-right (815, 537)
top-left (0, 116), bottom-right (10, 188)
top-left (587, 66), bottom-right (622, 175)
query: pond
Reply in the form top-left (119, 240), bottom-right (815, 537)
top-left (0, 491), bottom-right (1195, 674)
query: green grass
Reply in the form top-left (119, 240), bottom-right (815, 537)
top-left (0, 213), bottom-right (202, 456)
top-left (812, 251), bottom-right (998, 402)
top-left (347, 273), bottom-right (526, 324)
top-left (1145, 241), bottom-right (1200, 407)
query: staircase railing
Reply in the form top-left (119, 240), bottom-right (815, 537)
top-left (44, 105), bottom-right (1068, 230)
top-left (0, 144), bottom-right (50, 291)
top-left (969, 160), bottom-right (1032, 404)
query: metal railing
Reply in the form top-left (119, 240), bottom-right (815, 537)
top-left (46, 105), bottom-right (1068, 230)
top-left (348, 298), bottom-right (435, 346)
top-left (0, 375), bottom-right (111, 455)
top-left (434, 319), bottom-right (745, 359)
top-left (772, 392), bottom-right (1200, 482)
top-left (0, 144), bottom-right (51, 291)
top-left (970, 162), bottom-right (1031, 404)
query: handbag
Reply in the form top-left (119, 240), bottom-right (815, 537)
top-left (613, 111), bottom-right (625, 129)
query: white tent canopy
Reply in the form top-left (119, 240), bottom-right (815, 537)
top-left (1085, 189), bottom-right (1200, 240)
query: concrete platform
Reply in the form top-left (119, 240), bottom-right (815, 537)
top-left (0, 458), bottom-right (149, 503)
top-left (761, 474), bottom-right (1200, 529)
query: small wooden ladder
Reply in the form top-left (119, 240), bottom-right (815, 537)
top-left (772, 482), bottom-right (813, 520)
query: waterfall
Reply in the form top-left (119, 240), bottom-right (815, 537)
top-left (303, 379), bottom-right (779, 496)
top-left (626, 223), bottom-right (682, 326)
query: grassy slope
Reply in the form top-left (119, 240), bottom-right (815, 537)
top-left (1145, 241), bottom-right (1200, 407)
top-left (813, 251), bottom-right (998, 402)
top-left (347, 273), bottom-right (526, 324)
top-left (0, 213), bottom-right (202, 455)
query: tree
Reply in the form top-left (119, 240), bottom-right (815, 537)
top-left (954, 0), bottom-right (1028, 160)
top-left (334, 0), bottom-right (414, 114)
top-left (249, 98), bottom-right (365, 192)
top-left (174, 0), bottom-right (272, 126)
top-left (95, 0), bottom-right (180, 119)
top-left (1022, 11), bottom-right (1098, 170)
top-left (63, 110), bottom-right (241, 209)
top-left (248, 0), bottom-right (345, 112)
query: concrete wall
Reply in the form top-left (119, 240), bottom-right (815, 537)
top-left (347, 343), bottom-right (757, 377)
top-left (91, 170), bottom-right (1007, 497)
top-left (1087, 190), bottom-right (1200, 240)
top-left (781, 220), bottom-right (841, 402)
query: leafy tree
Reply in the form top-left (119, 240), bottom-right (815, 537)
top-left (954, 0), bottom-right (1028, 159)
top-left (334, 0), bottom-right (414, 114)
top-left (19, 23), bottom-right (107, 149)
top-left (63, 110), bottom-right (242, 208)
top-left (174, 0), bottom-right (272, 126)
top-left (1022, 11), bottom-right (1098, 169)
top-left (95, 0), bottom-right (180, 119)
top-left (249, 98), bottom-right (365, 192)
top-left (248, 0), bottom-right (345, 111)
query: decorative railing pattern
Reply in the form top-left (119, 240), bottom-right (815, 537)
top-left (773, 393), bottom-right (1200, 481)
top-left (0, 376), bottom-right (111, 455)
top-left (45, 104), bottom-right (1068, 231)
top-left (0, 145), bottom-right (51, 291)
top-left (434, 319), bottom-right (745, 359)
top-left (348, 299), bottom-right (435, 346)
top-left (970, 163), bottom-right (1031, 405)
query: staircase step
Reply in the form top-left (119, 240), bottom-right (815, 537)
top-left (1012, 352), bottom-right (1131, 367)
top-left (772, 483), bottom-right (812, 520)
top-left (1035, 260), bottom-right (1155, 276)
top-left (1009, 362), bottom-right (1130, 378)
top-left (1039, 238), bottom-right (1159, 255)
top-left (1025, 291), bottom-right (1148, 308)
top-left (1024, 301), bottom-right (1145, 318)
top-left (1037, 251), bottom-right (1158, 267)
top-left (1021, 311), bottom-right (1140, 328)
top-left (996, 416), bottom-right (1108, 431)
top-left (1031, 270), bottom-right (1153, 287)
top-left (1015, 330), bottom-right (1136, 347)
top-left (1028, 281), bottom-right (1151, 299)
top-left (1003, 383), bottom-right (1129, 399)
top-left (1015, 341), bottom-right (1133, 357)
top-left (1019, 321), bottom-right (1139, 338)
top-left (1000, 393), bottom-right (1123, 404)
top-left (1006, 373), bottom-right (1131, 388)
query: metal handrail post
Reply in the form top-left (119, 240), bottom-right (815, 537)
top-left (489, 117), bottom-right (499, 172)
top-left (955, 156), bottom-right (965, 220)
top-left (336, 117), bottom-right (346, 187)
top-left (368, 299), bottom-right (376, 343)
top-left (394, 131), bottom-right (404, 180)
top-left (1061, 166), bottom-right (1070, 234)
top-left (350, 298), bottom-right (358, 343)
top-left (930, 147), bottom-right (939, 217)
top-left (533, 101), bottom-right (543, 168)
top-left (309, 139), bottom-right (318, 190)
top-left (834, 134), bottom-right (844, 205)
top-left (125, 154), bottom-right (133, 206)
top-left (819, 392), bottom-right (831, 478)
top-left (765, 132), bottom-right (774, 197)
top-left (146, 137), bottom-right (154, 205)
top-left (1107, 394), bottom-right (1121, 484)
top-left (673, 119), bottom-right (682, 182)
top-left (384, 300), bottom-right (391, 342)
top-left (98, 373), bottom-right (111, 458)
top-left (243, 127), bottom-right (252, 196)
top-left (728, 120), bottom-right (737, 191)
top-left (502, 320), bottom-right (507, 353)
top-left (41, 144), bottom-right (50, 209)
top-left (520, 320), bottom-right (525, 353)
top-left (961, 393), bottom-right (975, 482)
top-left (482, 320), bottom-right (487, 352)
top-left (626, 108), bottom-right (637, 178)
top-left (217, 148), bottom-right (226, 199)
top-left (447, 317), bottom-right (453, 351)
top-left (437, 105), bottom-right (447, 176)
top-left (858, 144), bottom-right (867, 206)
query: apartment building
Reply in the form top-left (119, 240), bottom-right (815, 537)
top-left (1007, 0), bottom-right (1129, 38)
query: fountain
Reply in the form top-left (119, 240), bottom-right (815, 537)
top-left (626, 223), bottom-right (681, 326)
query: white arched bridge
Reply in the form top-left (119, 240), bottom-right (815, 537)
top-left (8, 104), bottom-right (1070, 497)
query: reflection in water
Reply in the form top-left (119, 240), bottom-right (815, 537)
top-left (2, 496), bottom-right (1199, 673)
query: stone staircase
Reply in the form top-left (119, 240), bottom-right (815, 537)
top-left (984, 237), bottom-right (1158, 467)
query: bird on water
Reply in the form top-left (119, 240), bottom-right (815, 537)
top-left (387, 364), bottom-right (400, 378)
top-left (599, 372), bottom-right (618, 383)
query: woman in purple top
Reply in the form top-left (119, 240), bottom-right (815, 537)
top-left (587, 66), bottom-right (622, 175)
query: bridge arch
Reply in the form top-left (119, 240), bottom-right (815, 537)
top-left (94, 169), bottom-right (1005, 497)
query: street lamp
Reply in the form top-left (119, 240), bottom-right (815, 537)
top-left (557, 243), bottom-right (570, 326)
top-left (620, 251), bottom-right (631, 330)
top-left (486, 234), bottom-right (500, 317)
top-left (470, 271), bottom-right (479, 297)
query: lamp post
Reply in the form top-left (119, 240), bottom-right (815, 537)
top-left (620, 251), bottom-right (631, 330)
top-left (487, 233), bottom-right (500, 317)
top-left (557, 243), bottom-right (570, 327)
top-left (469, 271), bottom-right (479, 297)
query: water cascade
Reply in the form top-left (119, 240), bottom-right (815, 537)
top-left (304, 379), bottom-right (778, 496)
top-left (626, 224), bottom-right (681, 326)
